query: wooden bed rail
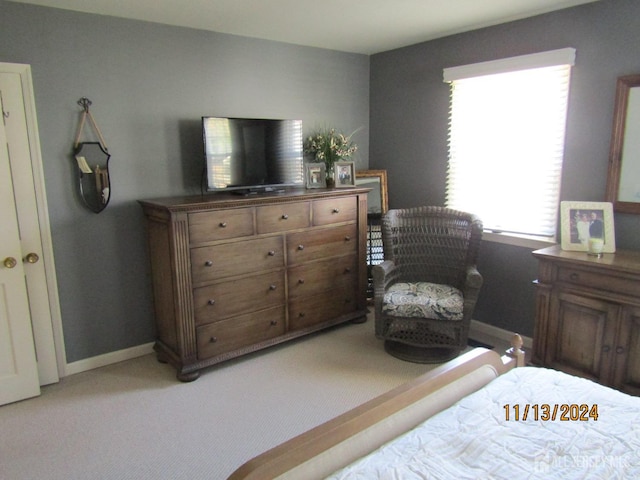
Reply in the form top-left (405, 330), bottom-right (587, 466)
top-left (502, 333), bottom-right (526, 369)
top-left (229, 340), bottom-right (525, 480)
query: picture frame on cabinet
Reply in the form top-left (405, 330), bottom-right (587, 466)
top-left (560, 201), bottom-right (616, 253)
top-left (305, 163), bottom-right (326, 188)
top-left (335, 161), bottom-right (356, 188)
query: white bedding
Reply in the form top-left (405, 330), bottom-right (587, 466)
top-left (326, 367), bottom-right (640, 479)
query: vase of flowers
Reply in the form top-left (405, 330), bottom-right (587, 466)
top-left (304, 128), bottom-right (358, 187)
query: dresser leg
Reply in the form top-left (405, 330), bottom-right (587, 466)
top-left (350, 314), bottom-right (367, 324)
top-left (156, 351), bottom-right (168, 364)
top-left (177, 370), bottom-right (200, 382)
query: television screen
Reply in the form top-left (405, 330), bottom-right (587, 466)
top-left (203, 117), bottom-right (304, 192)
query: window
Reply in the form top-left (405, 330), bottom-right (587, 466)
top-left (443, 48), bottom-right (575, 239)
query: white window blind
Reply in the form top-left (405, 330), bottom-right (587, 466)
top-left (443, 48), bottom-right (575, 237)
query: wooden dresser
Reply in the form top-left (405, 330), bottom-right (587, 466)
top-left (532, 245), bottom-right (640, 395)
top-left (139, 188), bottom-right (369, 381)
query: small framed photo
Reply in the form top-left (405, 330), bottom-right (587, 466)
top-left (305, 163), bottom-right (326, 188)
top-left (560, 201), bottom-right (616, 253)
top-left (335, 161), bottom-right (356, 188)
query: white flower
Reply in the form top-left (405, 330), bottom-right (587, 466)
top-left (303, 127), bottom-right (358, 168)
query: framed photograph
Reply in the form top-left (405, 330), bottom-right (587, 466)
top-left (335, 161), bottom-right (356, 188)
top-left (560, 201), bottom-right (616, 253)
top-left (305, 163), bottom-right (326, 189)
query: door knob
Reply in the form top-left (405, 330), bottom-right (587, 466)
top-left (24, 252), bottom-right (39, 264)
top-left (3, 257), bottom-right (17, 269)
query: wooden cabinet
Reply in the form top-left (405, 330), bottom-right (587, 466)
top-left (140, 188), bottom-right (369, 381)
top-left (532, 245), bottom-right (640, 395)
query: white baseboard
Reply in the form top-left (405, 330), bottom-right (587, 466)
top-left (62, 321), bottom-right (529, 377)
top-left (469, 320), bottom-right (533, 350)
top-left (64, 342), bottom-right (155, 377)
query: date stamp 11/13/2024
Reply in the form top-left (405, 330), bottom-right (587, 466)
top-left (503, 404), bottom-right (599, 422)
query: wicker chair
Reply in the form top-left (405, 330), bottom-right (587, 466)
top-left (373, 206), bottom-right (483, 363)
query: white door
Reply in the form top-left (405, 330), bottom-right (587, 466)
top-left (0, 87), bottom-right (40, 404)
top-left (0, 64), bottom-right (64, 405)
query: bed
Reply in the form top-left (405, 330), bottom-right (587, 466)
top-left (228, 340), bottom-right (640, 479)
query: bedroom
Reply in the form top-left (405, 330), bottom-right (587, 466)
top-left (0, 0), bottom-right (638, 397)
top-left (3, 0), bottom-right (638, 377)
top-left (0, 0), bottom-right (639, 472)
top-left (2, 0), bottom-right (640, 475)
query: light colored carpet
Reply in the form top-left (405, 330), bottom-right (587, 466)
top-left (0, 316), bottom-right (459, 480)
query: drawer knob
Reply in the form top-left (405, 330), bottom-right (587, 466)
top-left (569, 273), bottom-right (579, 281)
top-left (268, 250), bottom-right (276, 256)
top-left (344, 267), bottom-right (351, 273)
top-left (344, 236), bottom-right (351, 241)
top-left (207, 299), bottom-right (215, 305)
top-left (269, 284), bottom-right (277, 290)
top-left (603, 345), bottom-right (611, 353)
top-left (297, 244), bottom-right (304, 250)
top-left (205, 260), bottom-right (213, 267)
top-left (299, 312), bottom-right (305, 318)
top-left (282, 214), bottom-right (289, 220)
top-left (219, 222), bottom-right (227, 228)
top-left (209, 336), bottom-right (217, 343)
top-left (332, 208), bottom-right (340, 213)
top-left (270, 320), bottom-right (278, 326)
top-left (298, 279), bottom-right (305, 284)
top-left (616, 346), bottom-right (625, 354)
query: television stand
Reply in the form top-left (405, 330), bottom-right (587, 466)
top-left (139, 188), bottom-right (370, 381)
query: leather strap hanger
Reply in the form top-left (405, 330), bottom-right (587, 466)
top-left (74, 97), bottom-right (108, 151)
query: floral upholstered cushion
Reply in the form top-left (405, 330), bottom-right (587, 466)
top-left (382, 282), bottom-right (464, 321)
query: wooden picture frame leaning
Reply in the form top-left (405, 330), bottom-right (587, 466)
top-left (560, 201), bottom-right (616, 253)
top-left (355, 169), bottom-right (388, 215)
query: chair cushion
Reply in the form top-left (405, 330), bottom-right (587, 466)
top-left (382, 282), bottom-right (464, 321)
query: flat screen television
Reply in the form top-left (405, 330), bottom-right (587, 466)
top-left (202, 117), bottom-right (304, 193)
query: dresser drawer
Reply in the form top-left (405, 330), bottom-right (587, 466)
top-left (197, 306), bottom-right (285, 359)
top-left (189, 208), bottom-right (254, 244)
top-left (313, 196), bottom-right (357, 226)
top-left (193, 270), bottom-right (285, 325)
top-left (256, 202), bottom-right (310, 234)
top-left (557, 266), bottom-right (640, 298)
top-left (288, 255), bottom-right (357, 299)
top-left (287, 224), bottom-right (357, 266)
top-left (289, 287), bottom-right (357, 330)
top-left (191, 236), bottom-right (284, 284)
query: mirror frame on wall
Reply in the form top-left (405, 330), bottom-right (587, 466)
top-left (606, 74), bottom-right (640, 214)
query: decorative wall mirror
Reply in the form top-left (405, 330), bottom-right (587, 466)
top-left (74, 142), bottom-right (111, 213)
top-left (73, 97), bottom-right (111, 213)
top-left (605, 74), bottom-right (640, 214)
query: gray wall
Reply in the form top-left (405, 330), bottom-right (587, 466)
top-left (0, 1), bottom-right (369, 362)
top-left (370, 0), bottom-right (640, 336)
